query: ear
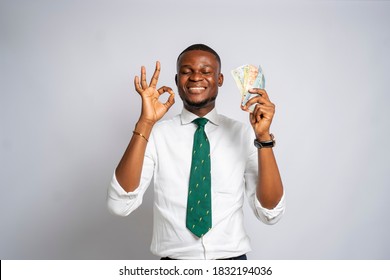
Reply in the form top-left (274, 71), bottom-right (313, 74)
top-left (218, 73), bottom-right (224, 87)
top-left (175, 74), bottom-right (178, 86)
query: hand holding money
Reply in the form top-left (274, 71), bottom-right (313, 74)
top-left (231, 64), bottom-right (275, 140)
top-left (246, 88), bottom-right (275, 140)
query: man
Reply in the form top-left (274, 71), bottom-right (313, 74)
top-left (107, 44), bottom-right (285, 260)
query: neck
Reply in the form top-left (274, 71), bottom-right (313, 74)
top-left (184, 103), bottom-right (215, 117)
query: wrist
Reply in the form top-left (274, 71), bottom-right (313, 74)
top-left (254, 133), bottom-right (275, 149)
top-left (134, 120), bottom-right (154, 138)
top-left (137, 118), bottom-right (155, 128)
top-left (255, 132), bottom-right (272, 142)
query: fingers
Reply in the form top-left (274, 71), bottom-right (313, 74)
top-left (249, 88), bottom-right (270, 101)
top-left (149, 61), bottom-right (160, 88)
top-left (164, 88), bottom-right (176, 110)
top-left (140, 66), bottom-right (148, 89)
top-left (249, 110), bottom-right (257, 125)
top-left (252, 104), bottom-right (275, 122)
top-left (247, 89), bottom-right (275, 123)
top-left (157, 86), bottom-right (175, 106)
top-left (134, 76), bottom-right (142, 94)
top-left (243, 88), bottom-right (272, 110)
top-left (134, 61), bottom-right (161, 94)
top-left (133, 66), bottom-right (148, 94)
top-left (157, 86), bottom-right (173, 96)
top-left (243, 95), bottom-right (269, 112)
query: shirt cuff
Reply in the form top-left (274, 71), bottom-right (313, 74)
top-left (106, 171), bottom-right (142, 216)
top-left (254, 192), bottom-right (286, 224)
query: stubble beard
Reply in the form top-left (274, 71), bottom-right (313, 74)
top-left (183, 95), bottom-right (217, 109)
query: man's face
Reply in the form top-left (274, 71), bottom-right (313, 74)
top-left (176, 50), bottom-right (223, 112)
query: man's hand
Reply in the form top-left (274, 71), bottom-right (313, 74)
top-left (134, 61), bottom-right (175, 125)
top-left (242, 88), bottom-right (275, 141)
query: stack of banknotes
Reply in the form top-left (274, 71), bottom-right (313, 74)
top-left (231, 64), bottom-right (265, 112)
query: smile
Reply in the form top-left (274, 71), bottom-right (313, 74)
top-left (188, 87), bottom-right (206, 93)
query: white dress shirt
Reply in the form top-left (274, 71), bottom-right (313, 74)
top-left (107, 108), bottom-right (285, 259)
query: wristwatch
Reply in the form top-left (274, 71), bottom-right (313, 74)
top-left (254, 133), bottom-right (275, 149)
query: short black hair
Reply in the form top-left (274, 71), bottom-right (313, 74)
top-left (177, 44), bottom-right (221, 70)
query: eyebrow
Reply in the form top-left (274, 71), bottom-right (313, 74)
top-left (179, 64), bottom-right (214, 68)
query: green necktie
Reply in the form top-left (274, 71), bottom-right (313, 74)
top-left (186, 118), bottom-right (212, 238)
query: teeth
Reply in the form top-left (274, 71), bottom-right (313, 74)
top-left (189, 87), bottom-right (205, 90)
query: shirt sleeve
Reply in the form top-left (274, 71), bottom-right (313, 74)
top-left (106, 134), bottom-right (156, 217)
top-left (244, 146), bottom-right (286, 225)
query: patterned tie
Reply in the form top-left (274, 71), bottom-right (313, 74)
top-left (186, 118), bottom-right (212, 238)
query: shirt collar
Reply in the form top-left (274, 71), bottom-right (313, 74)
top-left (180, 107), bottom-right (220, 126)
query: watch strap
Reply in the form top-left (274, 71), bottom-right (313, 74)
top-left (254, 134), bottom-right (275, 149)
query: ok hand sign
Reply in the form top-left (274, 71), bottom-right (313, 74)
top-left (134, 61), bottom-right (175, 125)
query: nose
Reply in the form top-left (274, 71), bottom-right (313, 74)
top-left (189, 71), bottom-right (203, 81)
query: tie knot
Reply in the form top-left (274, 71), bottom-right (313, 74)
top-left (193, 118), bottom-right (209, 128)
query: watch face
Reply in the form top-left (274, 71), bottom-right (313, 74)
top-left (254, 139), bottom-right (262, 149)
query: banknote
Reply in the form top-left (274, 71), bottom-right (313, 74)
top-left (231, 64), bottom-right (265, 112)
top-left (231, 65), bottom-right (247, 102)
top-left (242, 64), bottom-right (265, 108)
top-left (231, 68), bottom-right (245, 96)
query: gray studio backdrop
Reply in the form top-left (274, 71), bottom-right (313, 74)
top-left (1, 0), bottom-right (389, 259)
